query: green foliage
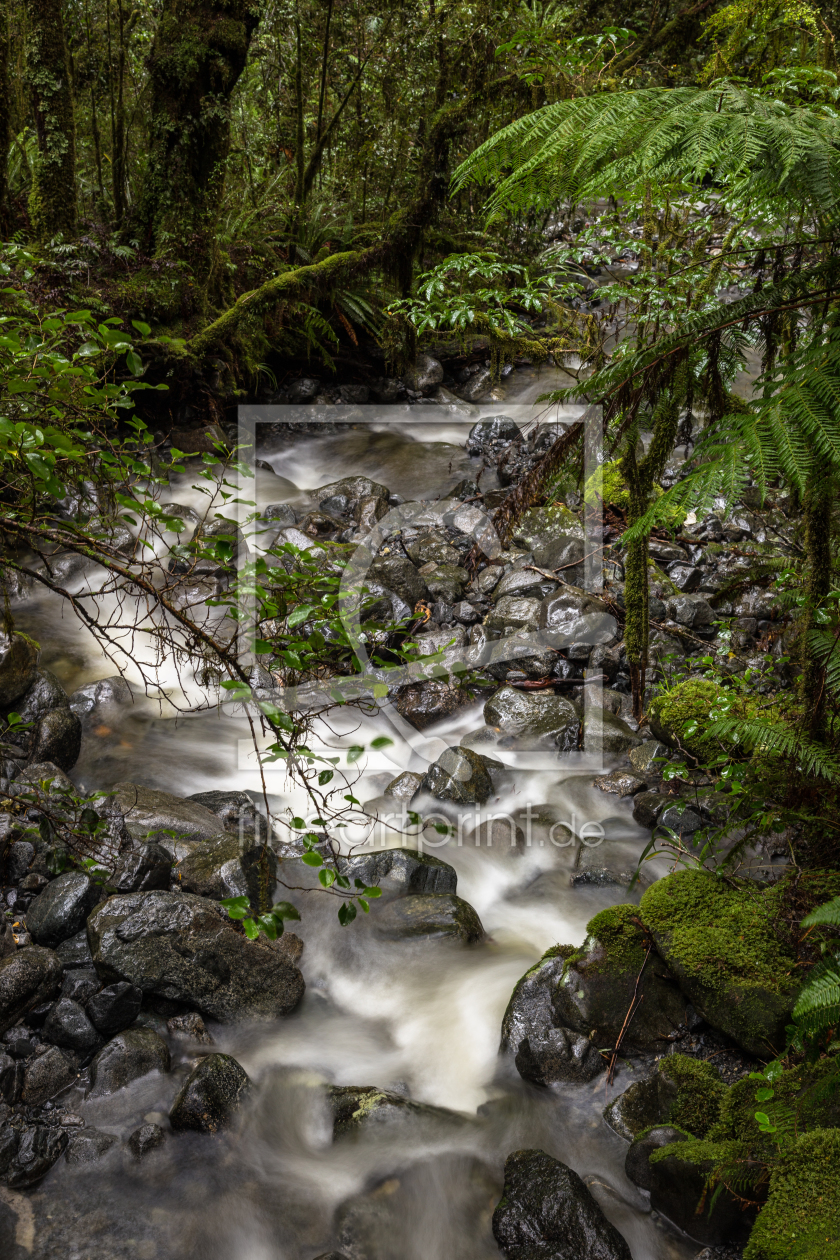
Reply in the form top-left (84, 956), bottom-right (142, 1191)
top-left (220, 895), bottom-right (300, 942)
top-left (658, 1054), bottom-right (727, 1138)
top-left (743, 1129), bottom-right (840, 1259)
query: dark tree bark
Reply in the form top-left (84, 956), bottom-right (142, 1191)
top-left (136, 0), bottom-right (259, 285)
top-left (0, 0), bottom-right (9, 228)
top-left (26, 0), bottom-right (77, 239)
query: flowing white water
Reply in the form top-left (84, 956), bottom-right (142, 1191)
top-left (11, 381), bottom-right (698, 1260)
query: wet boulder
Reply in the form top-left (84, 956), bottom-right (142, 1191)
top-left (540, 589), bottom-right (616, 647)
top-left (113, 841), bottom-right (173, 893)
top-left (383, 771), bottom-right (423, 801)
top-left (632, 791), bottom-right (669, 828)
top-left (21, 1044), bottom-right (77, 1104)
top-left (367, 554), bottom-right (429, 609)
top-left (0, 631), bottom-right (39, 708)
top-left (175, 833), bottom-right (277, 908)
top-left (422, 563), bottom-right (469, 604)
top-left (501, 949), bottom-right (571, 1055)
top-left (484, 595), bottom-right (542, 634)
top-left (420, 746), bottom-right (494, 804)
top-left (26, 872), bottom-right (98, 948)
top-left (125, 1122), bottom-right (165, 1160)
top-left (56, 929), bottom-right (94, 970)
top-left (87, 890), bottom-right (305, 1022)
top-left (186, 789), bottom-right (268, 841)
top-left (582, 708), bottom-right (642, 755)
top-left (68, 674), bottom-right (134, 723)
top-left (86, 981), bottom-right (143, 1036)
top-left (0, 945), bottom-right (62, 1035)
top-left (466, 415), bottom-right (521, 452)
top-left (338, 847), bottom-right (457, 895)
top-left (375, 893), bottom-right (484, 944)
top-left (328, 1084), bottom-right (463, 1138)
top-left (394, 680), bottom-right (472, 731)
top-left (404, 353), bottom-right (444, 394)
top-left (65, 1127), bottom-right (119, 1165)
top-left (5, 1124), bottom-right (68, 1188)
top-left (492, 1148), bottom-right (632, 1260)
top-left (534, 535), bottom-right (585, 586)
top-left (42, 998), bottom-right (102, 1058)
top-left (111, 783), bottom-right (226, 847)
top-left (551, 905), bottom-right (690, 1051)
top-left (169, 1052), bottom-right (251, 1134)
top-left (87, 1028), bottom-right (171, 1099)
top-left (310, 477), bottom-right (389, 512)
top-left (624, 1125), bottom-right (688, 1191)
top-left (646, 1136), bottom-right (758, 1245)
top-left (484, 685), bottom-right (579, 751)
top-left (515, 1027), bottom-right (605, 1084)
top-left (512, 504), bottom-right (585, 551)
top-left (604, 1055), bottom-right (725, 1142)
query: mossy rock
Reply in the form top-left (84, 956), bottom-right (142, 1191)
top-left (584, 459), bottom-right (631, 512)
top-left (711, 1055), bottom-right (840, 1145)
top-left (553, 904), bottom-right (690, 1050)
top-left (639, 869), bottom-right (840, 1056)
top-left (605, 1053), bottom-right (725, 1140)
top-left (500, 946), bottom-right (576, 1053)
top-left (743, 1129), bottom-right (840, 1259)
top-left (648, 1136), bottom-right (760, 1246)
top-left (647, 678), bottom-right (726, 755)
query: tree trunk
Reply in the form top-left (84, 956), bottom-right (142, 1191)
top-left (0, 0), bottom-right (9, 229)
top-left (801, 470), bottom-right (833, 735)
top-left (26, 0), bottom-right (77, 240)
top-left (135, 0), bottom-right (259, 285)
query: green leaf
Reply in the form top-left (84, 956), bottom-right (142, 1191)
top-left (370, 736), bottom-right (393, 749)
top-left (319, 868), bottom-right (337, 888)
top-left (272, 901), bottom-right (301, 921)
top-left (301, 851), bottom-right (324, 867)
top-left (288, 604), bottom-right (315, 628)
top-left (755, 1087), bottom-right (775, 1102)
top-left (242, 918), bottom-right (260, 939)
top-left (338, 901), bottom-right (357, 926)
top-left (372, 683), bottom-right (389, 698)
top-left (347, 745), bottom-right (364, 763)
top-left (126, 349), bottom-right (143, 376)
top-left (220, 895), bottom-right (251, 921)
top-left (318, 769), bottom-right (334, 785)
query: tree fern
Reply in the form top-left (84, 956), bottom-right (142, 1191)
top-left (701, 714), bottom-right (840, 781)
top-left (792, 960), bottom-right (840, 1030)
top-left (801, 895), bottom-right (840, 929)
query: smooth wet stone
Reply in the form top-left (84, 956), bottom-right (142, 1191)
top-left (169, 1052), bottom-right (251, 1134)
top-left (65, 1127), bottom-right (119, 1165)
top-left (515, 1028), bottom-right (605, 1084)
top-left (394, 680), bottom-right (471, 730)
top-left (167, 1012), bottom-right (213, 1044)
top-left (68, 674), bottom-right (134, 720)
top-left (56, 929), bottom-right (94, 970)
top-left (6, 1123), bottom-right (68, 1188)
top-left (375, 893), bottom-right (484, 944)
top-left (484, 594), bottom-right (542, 634)
top-left (534, 534), bottom-right (585, 585)
top-left (176, 833), bottom-right (277, 907)
top-left (26, 873), bottom-right (98, 948)
top-left (60, 969), bottom-right (101, 1004)
top-left (86, 982), bottom-right (143, 1036)
top-left (367, 555), bottom-right (429, 609)
top-left (111, 783), bottom-right (224, 845)
top-left (87, 1028), bottom-right (171, 1099)
top-left (593, 769), bottom-right (646, 796)
top-left (383, 771), bottom-right (423, 801)
top-left (582, 707), bottom-right (642, 754)
top-left (0, 945), bottom-right (62, 1035)
top-left (632, 790), bottom-right (670, 828)
top-left (113, 841), bottom-right (173, 893)
top-left (21, 1044), bottom-right (77, 1104)
top-left (0, 1119), bottom-right (18, 1173)
top-left (328, 1085), bottom-right (462, 1137)
top-left (420, 745), bottom-right (493, 804)
top-left (126, 1122), bottom-right (165, 1160)
top-left (338, 848), bottom-right (457, 895)
top-left (0, 631), bottom-right (39, 707)
top-left (186, 789), bottom-right (267, 840)
top-left (42, 997), bottom-right (102, 1057)
top-left (492, 568), bottom-right (552, 601)
top-left (468, 415), bottom-right (521, 450)
top-left (24, 704), bottom-right (82, 773)
top-left (647, 1136), bottom-right (757, 1245)
top-left (87, 890), bottom-right (305, 1023)
top-left (0, 1052), bottom-right (22, 1102)
top-left (484, 685), bottom-right (579, 751)
top-left (492, 1148), bottom-right (632, 1260)
top-left (308, 476), bottom-right (389, 509)
top-left (465, 818), bottom-right (526, 849)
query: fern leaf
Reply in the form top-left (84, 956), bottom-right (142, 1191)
top-left (801, 896), bottom-right (840, 929)
top-left (792, 960), bottom-right (840, 1029)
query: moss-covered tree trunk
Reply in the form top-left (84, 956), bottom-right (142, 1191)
top-left (26, 0), bottom-right (76, 239)
top-left (801, 470), bottom-right (833, 736)
top-left (0, 0), bottom-right (9, 229)
top-left (135, 0), bottom-right (259, 293)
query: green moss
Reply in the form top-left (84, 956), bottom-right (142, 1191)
top-left (744, 1129), bottom-right (840, 1260)
top-left (658, 1054), bottom-right (726, 1138)
top-left (648, 677), bottom-right (726, 754)
top-left (712, 1057), bottom-right (840, 1145)
top-left (541, 943), bottom-right (576, 961)
top-left (566, 903), bottom-right (647, 977)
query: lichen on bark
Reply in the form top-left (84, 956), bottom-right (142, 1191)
top-left (26, 0), bottom-right (77, 240)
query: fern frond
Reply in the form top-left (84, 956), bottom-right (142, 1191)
top-left (792, 959), bottom-right (840, 1029)
top-left (702, 715), bottom-right (840, 781)
top-left (801, 896), bottom-right (840, 929)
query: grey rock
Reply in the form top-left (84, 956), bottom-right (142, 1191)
top-left (113, 841), bottom-right (173, 893)
top-left (458, 365), bottom-right (493, 401)
top-left (492, 1148), bottom-right (632, 1260)
top-left (383, 771), bottom-right (423, 801)
top-left (515, 1028), bottom-right (605, 1084)
top-left (261, 503), bottom-right (297, 528)
top-left (422, 562), bottom-right (469, 604)
top-left (0, 945), bottom-right (62, 1035)
top-left (287, 377), bottom-right (320, 404)
top-left (540, 590), bottom-right (616, 646)
top-left (169, 1052), bottom-right (251, 1133)
top-left (465, 818), bottom-right (525, 849)
top-left (593, 770), bottom-right (646, 797)
top-left (367, 555), bottom-right (428, 609)
top-left (26, 872), bottom-right (97, 948)
top-left (533, 534), bottom-right (585, 586)
top-left (56, 929), bottom-right (94, 970)
top-left (0, 632), bottom-right (39, 708)
top-left (6, 840), bottom-right (34, 882)
top-left (485, 595), bottom-right (542, 634)
top-left (338, 847), bottom-right (457, 895)
top-left (87, 1028), bottom-right (170, 1099)
top-left (667, 563), bottom-right (703, 592)
top-left (633, 791), bottom-right (670, 828)
top-left (625, 1125), bottom-right (687, 1190)
top-left (86, 982), bottom-right (143, 1036)
top-left (421, 746), bottom-right (494, 804)
top-left (484, 685), bottom-right (579, 751)
top-left (87, 890), bottom-right (305, 1023)
top-left (466, 416), bottom-right (521, 451)
top-left (658, 803), bottom-right (707, 839)
top-left (308, 476), bottom-right (389, 510)
top-left (6, 1123), bottom-right (68, 1188)
top-left (126, 1122), bottom-right (165, 1160)
top-left (0, 922), bottom-right (15, 960)
top-left (375, 893), bottom-right (484, 944)
top-left (68, 674), bottom-right (134, 720)
top-left (647, 1135), bottom-right (757, 1245)
top-left (492, 568), bottom-right (552, 601)
top-left (21, 1044), bottom-right (77, 1104)
top-left (61, 969), bottom-right (101, 1004)
top-left (111, 782), bottom-right (224, 846)
top-left (394, 680), bottom-right (471, 731)
top-left (186, 789), bottom-right (267, 841)
top-left (404, 353), bottom-right (444, 394)
top-left (65, 1127), bottom-right (118, 1165)
top-left (2, 668), bottom-right (69, 744)
top-left (26, 707), bottom-right (81, 772)
top-left (0, 1119), bottom-right (18, 1173)
top-left (582, 707), bottom-right (642, 754)
top-left (167, 1011), bottom-right (213, 1044)
top-left (628, 741), bottom-right (668, 776)
top-left (452, 600), bottom-right (480, 623)
top-left (604, 1075), bottom-right (662, 1142)
top-left (328, 1084), bottom-right (462, 1137)
top-left (513, 506), bottom-right (585, 551)
top-left (176, 833), bottom-right (277, 907)
top-left (0, 1052), bottom-right (23, 1102)
top-left (42, 998), bottom-right (102, 1056)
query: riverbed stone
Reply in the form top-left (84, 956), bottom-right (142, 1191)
top-left (625, 1125), bottom-right (687, 1191)
top-left (186, 789), bottom-right (267, 840)
top-left (176, 832), bottom-right (277, 907)
top-left (375, 893), bottom-right (484, 944)
top-left (485, 595), bottom-right (542, 634)
top-left (21, 1044), bottom-right (77, 1104)
top-left (126, 1122), bottom-right (165, 1160)
top-left (86, 981), bottom-right (143, 1036)
top-left (394, 680), bottom-right (472, 731)
top-left (113, 841), bottom-right (173, 893)
top-left (111, 783), bottom-right (224, 846)
top-left (6, 1123), bottom-right (68, 1188)
top-left (56, 930), bottom-right (94, 970)
top-left (647, 1137), bottom-right (758, 1245)
top-left (338, 847), bottom-right (457, 895)
top-left (484, 685), bottom-right (579, 751)
top-left (367, 555), bottom-right (429, 609)
top-left (420, 746), bottom-right (494, 804)
top-left (87, 890), bottom-right (305, 1022)
top-left (42, 997), bottom-right (102, 1057)
top-left (632, 791), bottom-right (670, 828)
top-left (26, 872), bottom-right (97, 948)
top-left (328, 1084), bottom-right (462, 1137)
top-left (65, 1128), bottom-right (119, 1165)
top-left (169, 1052), bottom-right (251, 1133)
top-left (593, 769), bottom-right (646, 797)
top-left (87, 1028), bottom-right (170, 1099)
top-left (515, 1028), bottom-right (605, 1084)
top-left (492, 1148), bottom-right (633, 1260)
top-left (582, 707), bottom-right (642, 754)
top-left (0, 632), bottom-right (39, 707)
top-left (0, 945), bottom-right (62, 1035)
top-left (383, 771), bottom-right (423, 801)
